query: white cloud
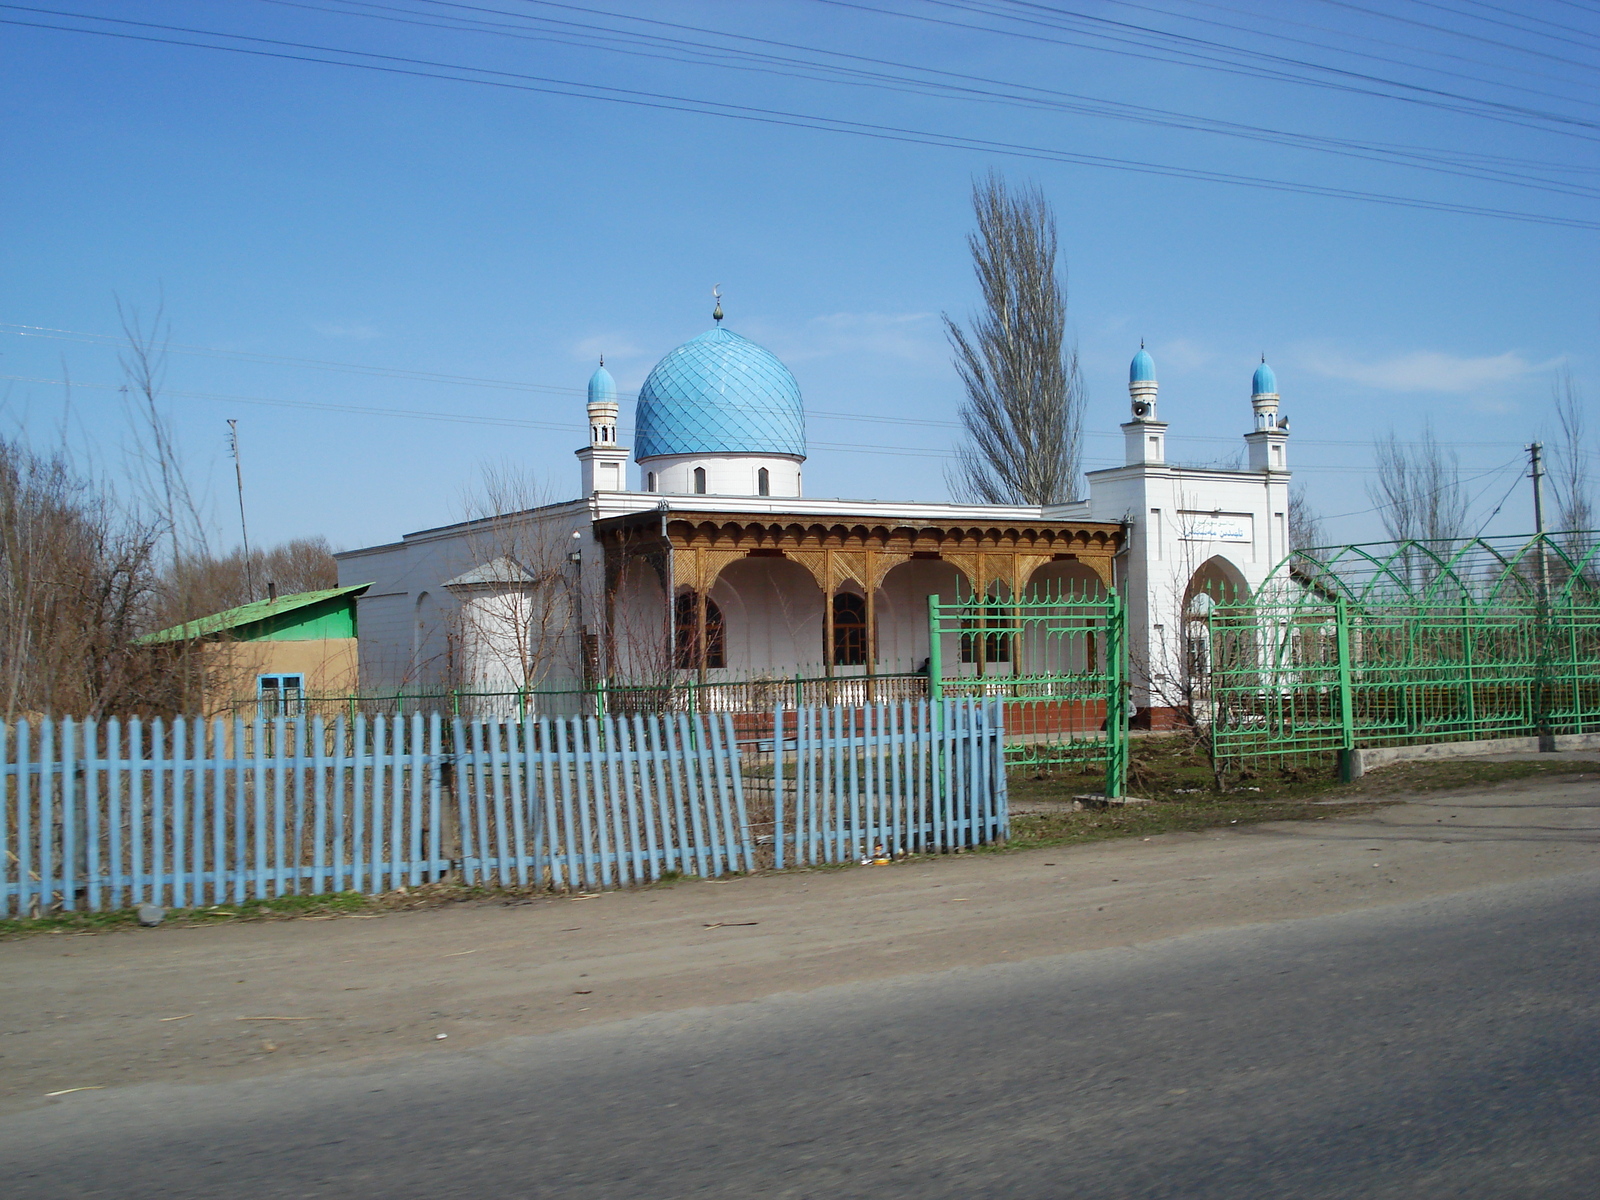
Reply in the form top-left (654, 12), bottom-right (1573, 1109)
top-left (1300, 346), bottom-right (1553, 393)
top-left (311, 321), bottom-right (382, 340)
top-left (755, 311), bottom-right (943, 364)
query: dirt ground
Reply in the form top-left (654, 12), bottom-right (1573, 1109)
top-left (5, 758), bottom-right (1599, 1117)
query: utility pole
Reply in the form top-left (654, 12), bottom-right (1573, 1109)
top-left (228, 419), bottom-right (256, 600)
top-left (1528, 442), bottom-right (1551, 603)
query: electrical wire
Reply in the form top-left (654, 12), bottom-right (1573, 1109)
top-left (234, 0), bottom-right (1600, 199)
top-left (1087, 0), bottom-right (1600, 104)
top-left (1308, 0), bottom-right (1600, 63)
top-left (828, 0), bottom-right (1600, 136)
top-left (0, 372), bottom-right (1548, 476)
top-left (6, 323), bottom-right (1587, 456)
top-left (1467, 462), bottom-right (1530, 539)
top-left (4, 6), bottom-right (1598, 228)
top-left (973, 0), bottom-right (1600, 82)
top-left (1320, 455), bottom-right (1523, 522)
top-left (1417, 0), bottom-right (1600, 51)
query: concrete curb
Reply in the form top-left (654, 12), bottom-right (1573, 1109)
top-left (1352, 733), bottom-right (1600, 778)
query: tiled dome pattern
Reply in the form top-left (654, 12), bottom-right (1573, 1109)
top-left (635, 327), bottom-right (806, 459)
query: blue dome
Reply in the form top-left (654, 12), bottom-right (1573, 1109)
top-left (635, 327), bottom-right (805, 459)
top-left (1252, 360), bottom-right (1277, 396)
top-left (587, 363), bottom-right (617, 405)
top-left (1130, 348), bottom-right (1155, 383)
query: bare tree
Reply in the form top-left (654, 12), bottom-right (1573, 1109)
top-left (1289, 484), bottom-right (1325, 552)
top-left (1548, 368), bottom-right (1597, 591)
top-left (154, 537), bottom-right (339, 628)
top-left (945, 172), bottom-right (1085, 505)
top-left (117, 302), bottom-right (209, 573)
top-left (0, 436), bottom-right (177, 719)
top-left (1553, 369), bottom-right (1593, 537)
top-left (1368, 421), bottom-right (1469, 545)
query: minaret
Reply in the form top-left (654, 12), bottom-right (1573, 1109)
top-left (576, 358), bottom-right (631, 493)
top-left (1122, 344), bottom-right (1167, 465)
top-left (1244, 357), bottom-right (1288, 472)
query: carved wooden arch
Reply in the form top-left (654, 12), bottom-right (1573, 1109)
top-left (1021, 554), bottom-right (1113, 594)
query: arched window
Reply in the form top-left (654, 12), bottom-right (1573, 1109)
top-left (831, 592), bottom-right (868, 666)
top-left (674, 593), bottom-right (725, 669)
top-left (693, 467), bottom-right (707, 495)
top-left (646, 471), bottom-right (657, 493)
top-left (757, 467), bottom-right (770, 496)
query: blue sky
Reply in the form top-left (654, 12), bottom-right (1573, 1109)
top-left (2, 0), bottom-right (1595, 553)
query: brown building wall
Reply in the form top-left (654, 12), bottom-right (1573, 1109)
top-left (198, 638), bottom-right (359, 716)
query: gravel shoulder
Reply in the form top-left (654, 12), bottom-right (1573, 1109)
top-left (5, 767), bottom-right (1598, 1116)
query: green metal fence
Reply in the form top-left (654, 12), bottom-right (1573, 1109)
top-left (927, 588), bottom-right (1127, 797)
top-left (1209, 532), bottom-right (1600, 776)
top-left (230, 673), bottom-right (933, 724)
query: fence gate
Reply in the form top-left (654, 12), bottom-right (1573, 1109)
top-left (927, 588), bottom-right (1127, 797)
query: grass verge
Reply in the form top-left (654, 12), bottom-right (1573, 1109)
top-left (0, 881), bottom-right (551, 940)
top-left (1002, 735), bottom-right (1599, 851)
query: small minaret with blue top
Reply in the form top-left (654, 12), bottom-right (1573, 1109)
top-left (1084, 344), bottom-right (1294, 725)
top-left (576, 357), bottom-right (631, 493)
top-left (1123, 343), bottom-right (1167, 465)
top-left (1243, 356), bottom-right (1288, 472)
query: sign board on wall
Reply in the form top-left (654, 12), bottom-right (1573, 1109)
top-left (1179, 512), bottom-right (1253, 543)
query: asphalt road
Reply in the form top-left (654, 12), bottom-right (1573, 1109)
top-left (5, 870), bottom-right (1598, 1199)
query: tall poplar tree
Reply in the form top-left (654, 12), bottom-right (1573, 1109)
top-left (945, 172), bottom-right (1085, 505)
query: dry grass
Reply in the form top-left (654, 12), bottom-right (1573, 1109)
top-left (1003, 734), bottom-right (1597, 852)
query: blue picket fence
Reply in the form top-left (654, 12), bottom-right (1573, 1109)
top-left (772, 700), bottom-right (1006, 868)
top-left (0, 700), bottom-right (1006, 917)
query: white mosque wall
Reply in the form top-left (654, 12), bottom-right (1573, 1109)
top-left (1086, 462), bottom-right (1289, 711)
top-left (710, 558), bottom-right (825, 672)
top-left (639, 454), bottom-right (803, 498)
top-left (337, 499), bottom-right (599, 694)
top-left (610, 558), bottom-right (668, 680)
top-left (338, 535), bottom-right (473, 693)
top-left (874, 558), bottom-right (965, 673)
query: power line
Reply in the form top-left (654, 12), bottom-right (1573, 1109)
top-left (1090, 0), bottom-right (1600, 105)
top-left (824, 0), bottom-right (1600, 138)
top-left (4, 7), bottom-right (1598, 229)
top-left (235, 0), bottom-right (1600, 198)
top-left (1320, 455), bottom-right (1523, 521)
top-left (1421, 0), bottom-right (1600, 51)
top-left (5, 323), bottom-right (1586, 456)
top-left (1467, 463), bottom-right (1529, 539)
top-left (976, 0), bottom-right (1600, 84)
top-left (0, 372), bottom-right (1549, 475)
top-left (1311, 0), bottom-right (1600, 61)
top-left (0, 322), bottom-right (584, 398)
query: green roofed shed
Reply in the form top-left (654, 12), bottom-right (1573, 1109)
top-left (142, 584), bottom-right (372, 646)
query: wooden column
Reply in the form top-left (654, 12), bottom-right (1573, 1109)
top-left (1010, 550), bottom-right (1022, 678)
top-left (864, 547), bottom-right (877, 674)
top-left (975, 548), bottom-right (987, 678)
top-left (695, 587), bottom-right (708, 682)
top-left (693, 547), bottom-right (708, 682)
top-left (822, 547), bottom-right (835, 678)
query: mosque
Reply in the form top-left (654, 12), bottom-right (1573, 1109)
top-left (336, 305), bottom-right (1290, 721)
